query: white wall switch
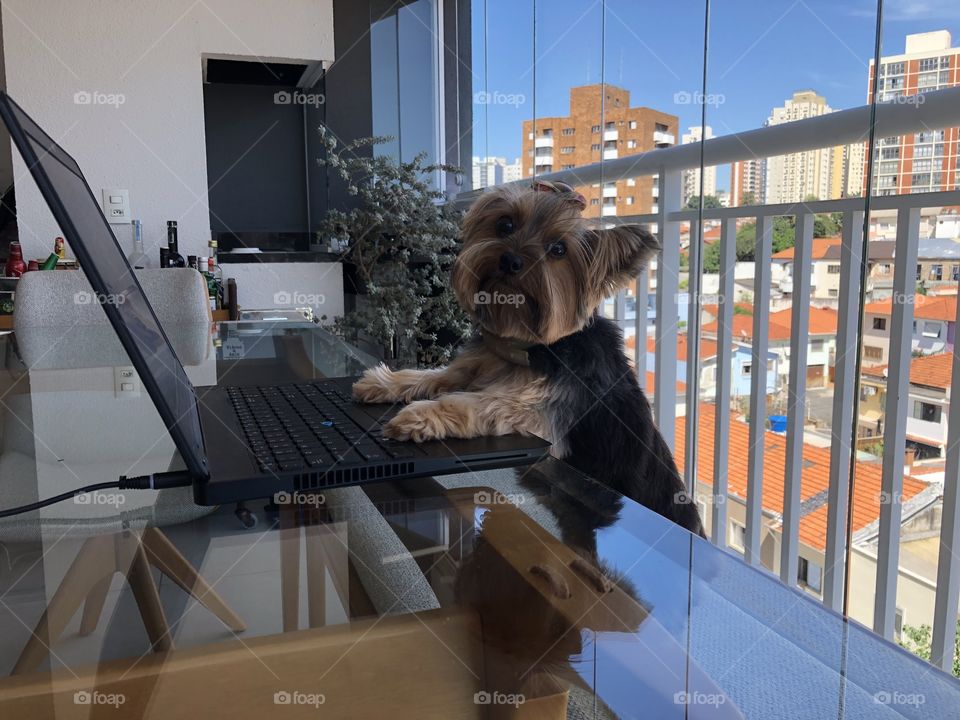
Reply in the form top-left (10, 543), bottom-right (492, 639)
top-left (101, 188), bottom-right (130, 224)
top-left (114, 366), bottom-right (140, 397)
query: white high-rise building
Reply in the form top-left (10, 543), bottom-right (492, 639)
top-left (471, 156), bottom-right (522, 189)
top-left (764, 91), bottom-right (834, 204)
top-left (680, 126), bottom-right (716, 205)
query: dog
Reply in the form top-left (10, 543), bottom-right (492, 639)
top-left (352, 180), bottom-right (705, 536)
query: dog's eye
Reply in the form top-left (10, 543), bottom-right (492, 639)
top-left (495, 216), bottom-right (515, 237)
top-left (547, 240), bottom-right (567, 258)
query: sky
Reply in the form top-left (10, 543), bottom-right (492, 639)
top-left (470, 0), bottom-right (960, 191)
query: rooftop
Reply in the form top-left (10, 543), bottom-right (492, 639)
top-left (864, 294), bottom-right (958, 322)
top-left (863, 352), bottom-right (955, 391)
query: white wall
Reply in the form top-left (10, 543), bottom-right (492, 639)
top-left (1, 0), bottom-right (334, 261)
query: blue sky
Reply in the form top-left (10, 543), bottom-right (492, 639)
top-left (471, 0), bottom-right (960, 190)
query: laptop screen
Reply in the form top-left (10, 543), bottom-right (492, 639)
top-left (0, 94), bottom-right (207, 478)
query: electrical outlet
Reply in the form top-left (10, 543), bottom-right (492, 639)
top-left (101, 188), bottom-right (130, 223)
top-left (114, 366), bottom-right (140, 397)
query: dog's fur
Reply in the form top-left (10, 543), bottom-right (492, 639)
top-left (353, 183), bottom-right (704, 536)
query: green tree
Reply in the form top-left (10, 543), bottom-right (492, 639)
top-left (736, 217), bottom-right (796, 257)
top-left (741, 191), bottom-right (756, 206)
top-left (898, 621), bottom-right (960, 677)
top-left (684, 194), bottom-right (723, 210)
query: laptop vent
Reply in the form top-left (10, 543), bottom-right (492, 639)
top-left (293, 462), bottom-right (416, 491)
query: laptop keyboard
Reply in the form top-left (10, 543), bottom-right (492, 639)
top-left (226, 382), bottom-right (415, 474)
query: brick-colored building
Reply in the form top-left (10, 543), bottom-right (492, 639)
top-left (867, 30), bottom-right (960, 196)
top-left (521, 84), bottom-right (677, 220)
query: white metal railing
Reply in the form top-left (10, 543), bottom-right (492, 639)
top-left (458, 85), bottom-right (960, 673)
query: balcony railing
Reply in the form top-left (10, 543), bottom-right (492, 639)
top-left (458, 85), bottom-right (960, 674)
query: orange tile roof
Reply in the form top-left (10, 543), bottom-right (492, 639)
top-left (645, 371), bottom-right (686, 394)
top-left (905, 352), bottom-right (954, 390)
top-left (701, 306), bottom-right (838, 342)
top-left (643, 334), bottom-right (720, 361)
top-left (864, 294), bottom-right (958, 322)
top-left (771, 236), bottom-right (841, 261)
top-left (675, 404), bottom-right (928, 551)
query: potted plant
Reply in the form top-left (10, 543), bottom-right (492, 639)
top-left (316, 127), bottom-right (470, 368)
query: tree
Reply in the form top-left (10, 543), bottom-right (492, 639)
top-left (684, 194), bottom-right (723, 210)
top-left (898, 621), bottom-right (960, 677)
top-left (741, 191), bottom-right (756, 206)
top-left (701, 216), bottom-right (794, 271)
top-left (814, 213), bottom-right (840, 238)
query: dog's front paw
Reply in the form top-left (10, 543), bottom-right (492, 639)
top-left (352, 365), bottom-right (399, 404)
top-left (383, 400), bottom-right (450, 442)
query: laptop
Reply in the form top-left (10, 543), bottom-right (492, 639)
top-left (0, 93), bottom-right (550, 505)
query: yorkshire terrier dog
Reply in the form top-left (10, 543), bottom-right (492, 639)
top-left (353, 180), bottom-right (704, 536)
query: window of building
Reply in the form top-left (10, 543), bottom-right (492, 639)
top-left (922, 321), bottom-right (942, 339)
top-left (729, 521), bottom-right (746, 551)
top-left (952, 264), bottom-right (959, 281)
top-left (591, 125), bottom-right (601, 133)
top-left (919, 57), bottom-right (939, 72)
top-left (828, 289), bottom-right (839, 297)
top-left (561, 127), bottom-right (575, 136)
top-left (605, 121), bottom-right (616, 130)
top-left (917, 264), bottom-right (923, 281)
top-left (626, 178), bottom-right (636, 186)
top-left (742, 364), bottom-right (752, 377)
top-left (913, 400), bottom-right (942, 424)
top-left (872, 317), bottom-right (887, 331)
top-left (798, 557), bottom-right (823, 593)
top-left (591, 143), bottom-right (601, 151)
top-left (626, 139), bottom-right (637, 149)
top-left (655, 123), bottom-right (669, 133)
top-left (590, 198), bottom-right (599, 205)
top-left (895, 608), bottom-right (904, 640)
top-left (561, 164), bottom-right (574, 170)
top-left (928, 264), bottom-right (943, 281)
top-left (540, 128), bottom-right (553, 137)
top-left (864, 346), bottom-right (883, 360)
top-left (628, 120), bottom-right (637, 130)
top-left (811, 339), bottom-right (824, 351)
top-left (560, 146), bottom-right (574, 154)
top-left (625, 196), bottom-right (634, 205)
top-left (827, 264), bottom-right (841, 274)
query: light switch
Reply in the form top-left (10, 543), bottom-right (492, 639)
top-left (101, 188), bottom-right (131, 223)
top-left (114, 366), bottom-right (140, 397)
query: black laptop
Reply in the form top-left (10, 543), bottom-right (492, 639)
top-left (0, 93), bottom-right (550, 505)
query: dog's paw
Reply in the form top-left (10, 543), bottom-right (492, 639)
top-left (352, 365), bottom-right (398, 404)
top-left (383, 400), bottom-right (449, 442)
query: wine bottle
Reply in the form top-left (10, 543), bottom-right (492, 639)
top-left (167, 221), bottom-right (186, 268)
top-left (159, 247), bottom-right (170, 268)
top-left (128, 220), bottom-right (149, 269)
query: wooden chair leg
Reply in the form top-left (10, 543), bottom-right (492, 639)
top-left (12, 536), bottom-right (115, 674)
top-left (304, 524), bottom-right (327, 628)
top-left (142, 527), bottom-right (246, 632)
top-left (78, 574), bottom-right (113, 636)
top-left (279, 505), bottom-right (301, 632)
top-left (121, 536), bottom-right (173, 653)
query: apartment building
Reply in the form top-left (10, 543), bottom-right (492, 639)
top-left (729, 157), bottom-right (765, 206)
top-left (680, 126), bottom-right (716, 206)
top-left (862, 294), bottom-right (957, 366)
top-left (471, 156), bottom-right (522, 190)
top-left (764, 91), bottom-right (836, 203)
top-left (520, 84), bottom-right (677, 219)
top-left (867, 30), bottom-right (960, 196)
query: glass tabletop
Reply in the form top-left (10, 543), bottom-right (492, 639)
top-left (0, 320), bottom-right (956, 719)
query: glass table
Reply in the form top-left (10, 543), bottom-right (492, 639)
top-left (0, 320), bottom-right (956, 719)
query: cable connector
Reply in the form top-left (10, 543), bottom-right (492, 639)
top-left (118, 470), bottom-right (193, 491)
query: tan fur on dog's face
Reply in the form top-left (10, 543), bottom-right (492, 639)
top-left (452, 184), bottom-right (661, 344)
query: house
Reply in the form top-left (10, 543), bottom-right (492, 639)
top-left (859, 353), bottom-right (955, 459)
top-left (916, 237), bottom-right (960, 293)
top-left (678, 404), bottom-right (942, 631)
top-left (862, 294), bottom-right (957, 366)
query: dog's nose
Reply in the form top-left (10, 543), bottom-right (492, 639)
top-left (499, 252), bottom-right (524, 275)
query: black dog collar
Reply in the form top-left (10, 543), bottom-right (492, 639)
top-left (481, 328), bottom-right (541, 367)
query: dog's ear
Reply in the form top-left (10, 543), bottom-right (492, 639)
top-left (586, 225), bottom-right (661, 296)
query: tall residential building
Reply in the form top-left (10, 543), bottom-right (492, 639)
top-left (764, 91), bottom-right (835, 204)
top-left (681, 126), bottom-right (716, 206)
top-left (471, 156), bottom-right (522, 190)
top-left (730, 157), bottom-right (765, 206)
top-left (867, 30), bottom-right (960, 196)
top-left (521, 84), bottom-right (677, 219)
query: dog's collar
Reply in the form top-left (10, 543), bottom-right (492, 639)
top-left (481, 328), bottom-right (540, 367)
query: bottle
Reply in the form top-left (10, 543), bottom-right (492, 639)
top-left (25, 260), bottom-right (39, 273)
top-left (128, 220), bottom-right (149, 269)
top-left (5, 242), bottom-right (26, 277)
top-left (166, 221), bottom-right (186, 268)
top-left (159, 247), bottom-right (170, 268)
top-left (40, 253), bottom-right (59, 270)
top-left (54, 236), bottom-right (65, 259)
top-left (206, 257), bottom-right (221, 311)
